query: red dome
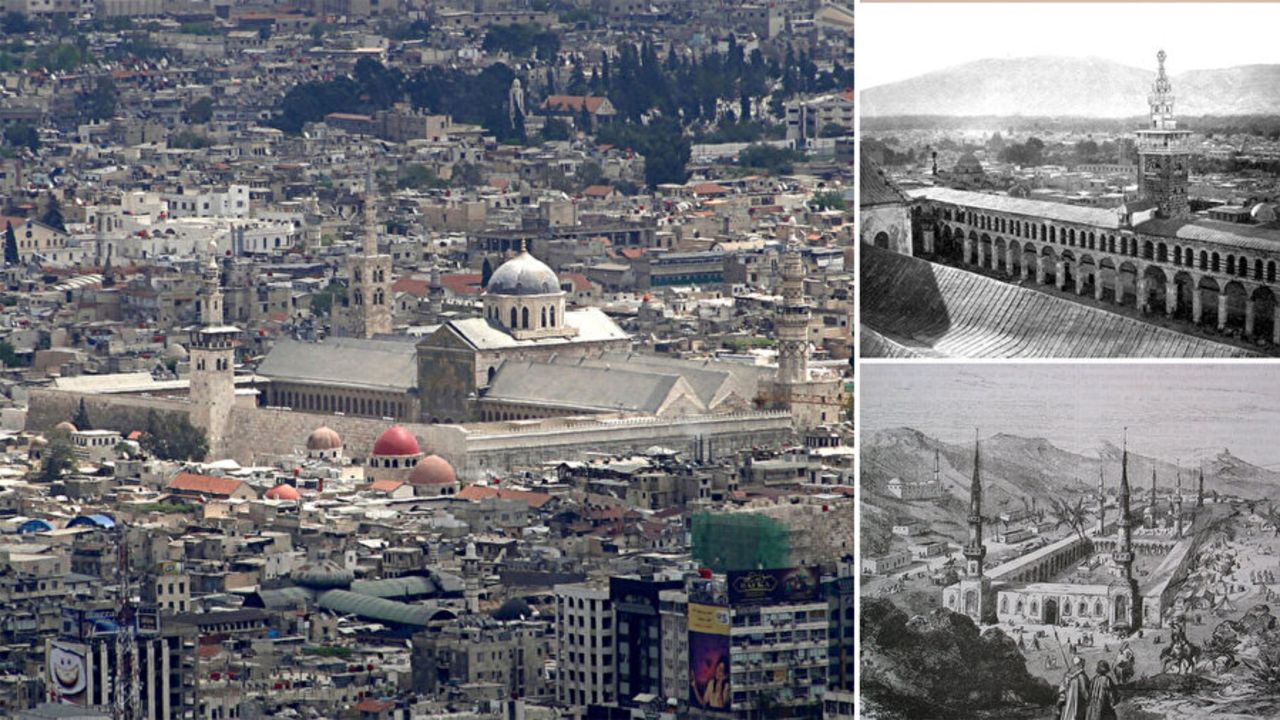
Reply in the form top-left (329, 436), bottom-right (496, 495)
top-left (265, 484), bottom-right (301, 501)
top-left (372, 426), bottom-right (421, 457)
top-left (409, 454), bottom-right (457, 486)
top-left (306, 426), bottom-right (342, 451)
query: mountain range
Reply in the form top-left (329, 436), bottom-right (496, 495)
top-left (862, 56), bottom-right (1280, 118)
top-left (861, 427), bottom-right (1277, 555)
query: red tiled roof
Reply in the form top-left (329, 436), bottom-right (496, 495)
top-left (168, 473), bottom-right (247, 497)
top-left (355, 698), bottom-right (394, 713)
top-left (692, 183), bottom-right (729, 197)
top-left (456, 485), bottom-right (552, 509)
top-left (392, 277), bottom-right (429, 298)
top-left (582, 185), bottom-right (614, 198)
top-left (559, 272), bottom-right (592, 292)
top-left (542, 95), bottom-right (609, 114)
top-left (440, 273), bottom-right (483, 296)
top-left (367, 479), bottom-right (405, 493)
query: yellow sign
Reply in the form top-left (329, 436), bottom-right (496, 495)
top-left (689, 603), bottom-right (730, 635)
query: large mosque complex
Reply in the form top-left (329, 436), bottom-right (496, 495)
top-left (945, 434), bottom-right (1213, 634)
top-left (23, 179), bottom-right (841, 480)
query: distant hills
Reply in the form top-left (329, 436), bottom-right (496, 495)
top-left (862, 56), bottom-right (1280, 118)
top-left (860, 427), bottom-right (1278, 555)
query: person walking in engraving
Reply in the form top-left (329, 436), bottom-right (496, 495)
top-left (1086, 660), bottom-right (1119, 720)
top-left (1058, 655), bottom-right (1090, 720)
top-left (1115, 642), bottom-right (1136, 684)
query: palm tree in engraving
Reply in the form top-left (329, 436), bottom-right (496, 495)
top-left (1052, 496), bottom-right (1090, 543)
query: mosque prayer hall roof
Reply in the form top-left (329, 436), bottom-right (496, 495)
top-left (257, 337), bottom-right (418, 393)
top-left (909, 186), bottom-right (1123, 229)
top-left (441, 307), bottom-right (629, 351)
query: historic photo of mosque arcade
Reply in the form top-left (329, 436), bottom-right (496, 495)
top-left (860, 50), bottom-right (1280, 358)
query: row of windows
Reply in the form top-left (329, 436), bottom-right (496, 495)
top-left (488, 303), bottom-right (558, 330)
top-left (273, 389), bottom-right (404, 419)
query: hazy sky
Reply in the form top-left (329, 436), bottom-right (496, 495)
top-left (861, 3), bottom-right (1280, 89)
top-left (860, 362), bottom-right (1280, 468)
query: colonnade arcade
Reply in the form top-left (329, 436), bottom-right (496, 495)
top-left (923, 204), bottom-right (1280, 343)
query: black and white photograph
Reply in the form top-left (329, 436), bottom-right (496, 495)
top-left (859, 3), bottom-right (1280, 359)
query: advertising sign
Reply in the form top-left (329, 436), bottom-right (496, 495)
top-left (688, 603), bottom-right (731, 712)
top-left (48, 641), bottom-right (88, 705)
top-left (727, 566), bottom-right (821, 606)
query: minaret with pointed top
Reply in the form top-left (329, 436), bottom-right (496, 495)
top-left (932, 448), bottom-right (941, 492)
top-left (953, 430), bottom-right (994, 624)
top-left (344, 164), bottom-right (393, 338)
top-left (965, 431), bottom-right (986, 579)
top-left (189, 246), bottom-right (238, 459)
top-left (1112, 431), bottom-right (1141, 631)
top-left (1197, 467), bottom-right (1204, 508)
top-left (1176, 465), bottom-right (1184, 537)
top-left (1136, 50), bottom-right (1192, 219)
top-left (1096, 468), bottom-right (1106, 534)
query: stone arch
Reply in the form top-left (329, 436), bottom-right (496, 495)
top-left (1157, 242), bottom-right (1168, 263)
top-left (1224, 280), bottom-right (1249, 332)
top-left (1197, 275), bottom-right (1221, 326)
top-left (1252, 285), bottom-right (1277, 342)
top-left (1143, 240), bottom-right (1155, 260)
top-left (968, 230), bottom-right (979, 265)
top-left (1142, 264), bottom-right (1169, 314)
top-left (1039, 245), bottom-right (1058, 286)
top-left (873, 231), bottom-right (890, 249)
top-left (1117, 260), bottom-right (1140, 306)
top-left (1078, 254), bottom-right (1097, 296)
top-left (1212, 252), bottom-right (1221, 273)
top-left (1097, 257), bottom-right (1118, 303)
top-left (993, 237), bottom-right (1007, 274)
top-left (1172, 270), bottom-right (1197, 321)
top-left (980, 233), bottom-right (993, 269)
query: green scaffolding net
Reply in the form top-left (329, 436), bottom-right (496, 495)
top-left (691, 512), bottom-right (792, 573)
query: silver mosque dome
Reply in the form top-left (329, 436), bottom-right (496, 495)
top-left (485, 251), bottom-right (560, 296)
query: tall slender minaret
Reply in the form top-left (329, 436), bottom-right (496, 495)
top-left (1095, 468), bottom-right (1106, 535)
top-left (1136, 50), bottom-right (1192, 219)
top-left (188, 246), bottom-right (238, 459)
top-left (1175, 463), bottom-right (1184, 537)
top-left (965, 430), bottom-right (985, 580)
top-left (427, 259), bottom-right (444, 321)
top-left (933, 448), bottom-right (940, 489)
top-left (1149, 467), bottom-right (1158, 528)
top-left (1197, 466), bottom-right (1204, 508)
top-left (775, 232), bottom-right (811, 386)
top-left (1113, 430), bottom-right (1141, 631)
top-left (344, 164), bottom-right (393, 338)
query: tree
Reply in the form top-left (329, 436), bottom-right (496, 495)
top-left (81, 77), bottom-right (118, 122)
top-left (141, 411), bottom-right (208, 461)
top-left (810, 190), bottom-right (846, 211)
top-left (577, 161), bottom-right (604, 189)
top-left (40, 436), bottom-right (75, 481)
top-left (41, 194), bottom-right (65, 232)
top-left (3, 123), bottom-right (37, 151)
top-left (541, 117), bottom-right (571, 142)
top-left (0, 339), bottom-right (18, 368)
top-left (183, 97), bottom-right (214, 124)
top-left (738, 144), bottom-right (803, 175)
top-left (819, 122), bottom-right (849, 138)
top-left (72, 398), bottom-right (91, 431)
top-left (451, 162), bottom-right (484, 188)
top-left (3, 222), bottom-right (16, 266)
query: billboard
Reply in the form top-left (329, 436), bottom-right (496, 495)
top-left (688, 603), bottom-right (731, 712)
top-left (727, 566), bottom-right (821, 606)
top-left (48, 641), bottom-right (88, 705)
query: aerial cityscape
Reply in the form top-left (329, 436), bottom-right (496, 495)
top-left (858, 4), bottom-right (1280, 359)
top-left (0, 1), bottom-right (854, 719)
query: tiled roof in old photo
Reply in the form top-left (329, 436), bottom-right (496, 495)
top-left (859, 155), bottom-right (912, 208)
